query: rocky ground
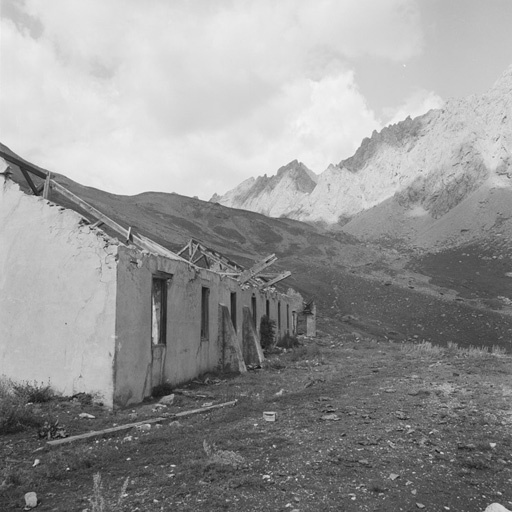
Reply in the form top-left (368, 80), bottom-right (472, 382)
top-left (1, 333), bottom-right (511, 511)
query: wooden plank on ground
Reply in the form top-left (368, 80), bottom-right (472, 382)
top-left (47, 417), bottom-right (167, 446)
top-left (174, 400), bottom-right (237, 418)
top-left (46, 400), bottom-right (238, 447)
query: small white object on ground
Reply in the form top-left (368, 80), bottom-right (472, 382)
top-left (484, 505), bottom-right (512, 512)
top-left (159, 394), bottom-right (175, 405)
top-left (263, 411), bottom-right (276, 422)
top-left (78, 412), bottom-right (95, 419)
top-left (24, 492), bottom-right (37, 509)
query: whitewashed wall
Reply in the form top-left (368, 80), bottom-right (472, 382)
top-left (0, 179), bottom-right (118, 406)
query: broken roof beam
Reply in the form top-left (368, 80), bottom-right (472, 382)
top-left (176, 239), bottom-right (193, 257)
top-left (190, 239), bottom-right (245, 272)
top-left (51, 180), bottom-right (182, 261)
top-left (19, 167), bottom-right (41, 196)
top-left (260, 270), bottom-right (292, 289)
top-left (239, 254), bottom-right (277, 284)
top-left (133, 233), bottom-right (183, 260)
top-left (51, 180), bottom-right (131, 240)
top-left (0, 148), bottom-right (48, 180)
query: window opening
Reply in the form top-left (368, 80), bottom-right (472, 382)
top-left (230, 292), bottom-right (237, 331)
top-left (277, 302), bottom-right (281, 330)
top-left (266, 299), bottom-right (270, 318)
top-left (201, 287), bottom-right (210, 340)
top-left (151, 277), bottom-right (168, 345)
top-left (286, 304), bottom-right (290, 331)
top-left (251, 295), bottom-right (257, 328)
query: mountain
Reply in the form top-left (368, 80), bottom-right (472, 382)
top-left (211, 160), bottom-right (317, 218)
top-left (213, 66), bottom-right (512, 249)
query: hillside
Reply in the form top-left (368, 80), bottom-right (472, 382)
top-left (3, 142), bottom-right (512, 353)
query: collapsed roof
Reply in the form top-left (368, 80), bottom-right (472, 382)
top-left (0, 143), bottom-right (291, 289)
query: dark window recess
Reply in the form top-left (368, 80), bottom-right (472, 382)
top-left (151, 277), bottom-right (168, 345)
top-left (278, 302), bottom-right (281, 330)
top-left (251, 295), bottom-right (257, 328)
top-left (266, 299), bottom-right (270, 318)
top-left (230, 292), bottom-right (237, 331)
top-left (286, 304), bottom-right (290, 330)
top-left (201, 287), bottom-right (210, 340)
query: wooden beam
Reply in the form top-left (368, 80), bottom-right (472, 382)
top-left (42, 172), bottom-right (52, 200)
top-left (51, 180), bottom-right (183, 260)
top-left (189, 243), bottom-right (200, 263)
top-left (134, 233), bottom-right (183, 260)
top-left (177, 239), bottom-right (192, 257)
top-left (19, 167), bottom-right (40, 196)
top-left (261, 270), bottom-right (291, 288)
top-left (51, 180), bottom-right (130, 240)
top-left (90, 219), bottom-right (104, 229)
top-left (174, 400), bottom-right (237, 418)
top-left (239, 254), bottom-right (277, 284)
top-left (47, 400), bottom-right (237, 447)
top-left (47, 417), bottom-right (167, 446)
top-left (0, 148), bottom-right (48, 179)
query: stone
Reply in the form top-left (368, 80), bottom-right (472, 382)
top-left (159, 393), bottom-right (175, 406)
top-left (78, 412), bottom-right (95, 419)
top-left (24, 492), bottom-right (37, 509)
top-left (484, 505), bottom-right (512, 512)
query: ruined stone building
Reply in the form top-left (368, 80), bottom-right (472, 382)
top-left (0, 145), bottom-right (301, 407)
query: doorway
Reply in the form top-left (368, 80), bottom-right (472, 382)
top-left (151, 275), bottom-right (171, 388)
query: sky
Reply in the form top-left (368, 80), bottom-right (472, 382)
top-left (1, 0), bottom-right (511, 200)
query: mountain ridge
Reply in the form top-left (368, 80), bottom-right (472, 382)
top-left (213, 65), bottom-right (512, 249)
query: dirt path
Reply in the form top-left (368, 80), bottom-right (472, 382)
top-left (2, 334), bottom-right (511, 511)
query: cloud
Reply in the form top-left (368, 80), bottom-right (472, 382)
top-left (0, 0), bottom-right (425, 198)
top-left (384, 89), bottom-right (444, 125)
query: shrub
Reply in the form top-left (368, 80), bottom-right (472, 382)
top-left (0, 378), bottom-right (44, 435)
top-left (0, 394), bottom-right (42, 435)
top-left (12, 380), bottom-right (54, 403)
top-left (259, 315), bottom-right (276, 350)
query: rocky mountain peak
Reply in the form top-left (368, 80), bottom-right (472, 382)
top-left (491, 64), bottom-right (512, 93)
top-left (214, 66), bottom-right (512, 248)
top-left (340, 115), bottom-right (426, 173)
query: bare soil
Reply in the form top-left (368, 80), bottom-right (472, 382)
top-left (2, 334), bottom-right (511, 512)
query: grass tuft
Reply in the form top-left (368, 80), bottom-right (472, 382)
top-left (12, 380), bottom-right (54, 403)
top-left (0, 378), bottom-right (45, 435)
top-left (401, 341), bottom-right (443, 356)
top-left (90, 472), bottom-right (129, 512)
top-left (403, 341), bottom-right (508, 359)
top-left (203, 439), bottom-right (245, 468)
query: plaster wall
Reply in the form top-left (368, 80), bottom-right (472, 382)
top-left (113, 247), bottom-right (301, 406)
top-left (114, 247), bottom-right (229, 406)
top-left (0, 181), bottom-right (117, 405)
top-left (236, 289), bottom-right (299, 340)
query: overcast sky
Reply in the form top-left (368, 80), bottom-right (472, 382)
top-left (1, 0), bottom-right (511, 199)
